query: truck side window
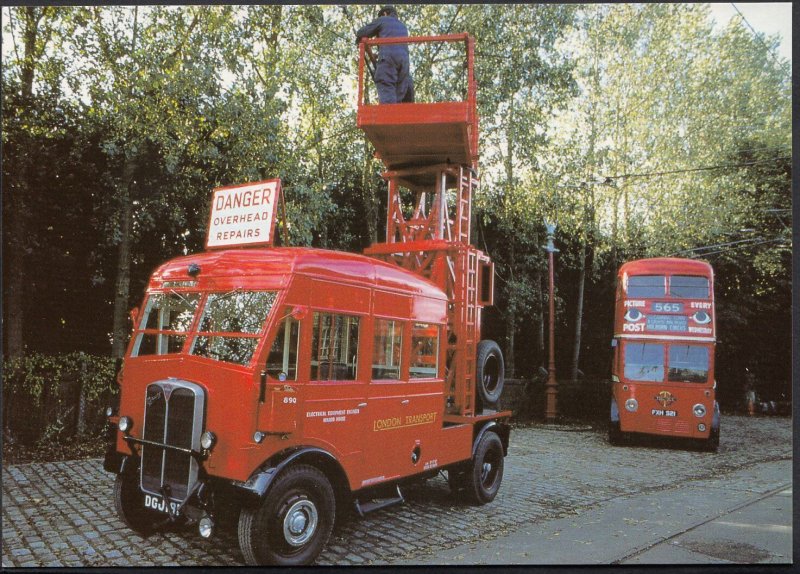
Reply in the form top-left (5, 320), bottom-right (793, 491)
top-left (311, 312), bottom-right (360, 381)
top-left (266, 314), bottom-right (300, 380)
top-left (409, 322), bottom-right (439, 379)
top-left (372, 319), bottom-right (403, 380)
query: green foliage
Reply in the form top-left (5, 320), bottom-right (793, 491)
top-left (1, 5), bottom-right (791, 415)
top-left (3, 352), bottom-right (117, 404)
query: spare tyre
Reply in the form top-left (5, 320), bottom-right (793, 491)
top-left (476, 340), bottom-right (504, 407)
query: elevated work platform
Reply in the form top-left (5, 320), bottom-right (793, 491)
top-left (357, 33), bottom-right (491, 418)
top-left (357, 34), bottom-right (478, 188)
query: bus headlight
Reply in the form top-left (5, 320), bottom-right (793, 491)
top-left (200, 431), bottom-right (217, 450)
top-left (118, 416), bottom-right (133, 433)
top-left (693, 403), bottom-right (707, 417)
top-left (625, 398), bottom-right (638, 412)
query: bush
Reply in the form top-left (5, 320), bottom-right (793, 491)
top-left (3, 352), bottom-right (119, 463)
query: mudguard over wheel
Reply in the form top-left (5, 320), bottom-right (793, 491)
top-left (476, 340), bottom-right (504, 408)
top-left (450, 431), bottom-right (504, 505)
top-left (238, 464), bottom-right (335, 566)
top-left (113, 472), bottom-right (161, 536)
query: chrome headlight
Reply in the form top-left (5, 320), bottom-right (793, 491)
top-left (200, 430), bottom-right (217, 450)
top-left (625, 398), bottom-right (638, 412)
top-left (105, 406), bottom-right (115, 417)
top-left (253, 431), bottom-right (266, 444)
top-left (693, 403), bottom-right (707, 417)
top-left (118, 416), bottom-right (133, 433)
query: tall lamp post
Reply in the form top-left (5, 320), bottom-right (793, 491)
top-left (544, 221), bottom-right (559, 422)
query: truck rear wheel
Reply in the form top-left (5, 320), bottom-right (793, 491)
top-left (455, 431), bottom-right (504, 505)
top-left (113, 472), bottom-right (160, 536)
top-left (476, 340), bottom-right (504, 408)
top-left (238, 464), bottom-right (335, 566)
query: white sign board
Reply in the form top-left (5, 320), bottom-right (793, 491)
top-left (206, 179), bottom-right (281, 249)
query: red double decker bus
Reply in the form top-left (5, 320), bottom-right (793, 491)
top-left (609, 257), bottom-right (719, 451)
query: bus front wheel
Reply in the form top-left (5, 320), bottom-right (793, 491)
top-left (702, 427), bottom-right (720, 452)
top-left (608, 421), bottom-right (627, 446)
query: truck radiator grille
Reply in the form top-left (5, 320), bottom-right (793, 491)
top-left (140, 380), bottom-right (205, 502)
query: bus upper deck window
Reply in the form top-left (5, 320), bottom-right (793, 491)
top-left (627, 275), bottom-right (665, 298)
top-left (669, 275), bottom-right (709, 299)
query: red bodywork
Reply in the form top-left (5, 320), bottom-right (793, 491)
top-left (113, 34), bottom-right (509, 526)
top-left (611, 258), bottom-right (717, 439)
top-left (118, 247), bottom-right (480, 490)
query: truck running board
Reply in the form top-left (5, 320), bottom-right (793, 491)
top-left (354, 485), bottom-right (404, 517)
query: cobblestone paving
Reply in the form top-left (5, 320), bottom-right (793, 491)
top-left (2, 415), bottom-right (791, 567)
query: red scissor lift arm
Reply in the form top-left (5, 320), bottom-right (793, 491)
top-left (359, 34), bottom-right (498, 420)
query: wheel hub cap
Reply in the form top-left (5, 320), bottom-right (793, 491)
top-left (283, 499), bottom-right (318, 547)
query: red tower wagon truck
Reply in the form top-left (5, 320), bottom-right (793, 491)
top-left (104, 34), bottom-right (511, 566)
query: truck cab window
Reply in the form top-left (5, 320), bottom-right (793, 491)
top-left (190, 291), bottom-right (277, 366)
top-left (410, 322), bottom-right (439, 379)
top-left (266, 314), bottom-right (300, 380)
top-left (132, 291), bottom-right (201, 357)
top-left (372, 319), bottom-right (403, 380)
top-left (311, 313), bottom-right (360, 381)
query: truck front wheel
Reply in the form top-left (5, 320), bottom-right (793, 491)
top-left (238, 464), bottom-right (335, 566)
top-left (451, 431), bottom-right (504, 505)
top-left (113, 472), bottom-right (160, 536)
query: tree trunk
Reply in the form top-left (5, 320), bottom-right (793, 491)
top-left (111, 158), bottom-right (136, 358)
top-left (506, 309), bottom-right (516, 378)
top-left (570, 239), bottom-right (586, 384)
top-left (5, 8), bottom-right (45, 358)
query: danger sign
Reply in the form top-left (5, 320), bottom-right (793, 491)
top-left (206, 179), bottom-right (281, 249)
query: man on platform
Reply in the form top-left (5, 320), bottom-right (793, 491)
top-left (356, 5), bottom-right (415, 104)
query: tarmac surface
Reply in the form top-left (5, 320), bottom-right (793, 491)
top-left (1, 414), bottom-right (792, 566)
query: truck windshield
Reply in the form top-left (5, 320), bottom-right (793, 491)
top-left (132, 291), bottom-right (201, 356)
top-left (190, 291), bottom-right (277, 366)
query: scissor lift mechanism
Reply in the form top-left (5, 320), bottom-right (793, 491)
top-left (358, 34), bottom-right (496, 419)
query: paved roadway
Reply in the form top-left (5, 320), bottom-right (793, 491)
top-left (2, 415), bottom-right (792, 567)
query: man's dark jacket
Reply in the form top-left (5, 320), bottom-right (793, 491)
top-left (356, 15), bottom-right (414, 103)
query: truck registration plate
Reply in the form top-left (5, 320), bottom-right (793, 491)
top-left (144, 493), bottom-right (179, 514)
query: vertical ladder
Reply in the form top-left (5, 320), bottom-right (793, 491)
top-left (456, 167), bottom-right (477, 245)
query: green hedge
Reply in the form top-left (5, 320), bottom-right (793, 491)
top-left (3, 353), bottom-right (119, 458)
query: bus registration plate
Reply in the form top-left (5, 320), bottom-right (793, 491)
top-left (651, 409), bottom-right (677, 417)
